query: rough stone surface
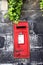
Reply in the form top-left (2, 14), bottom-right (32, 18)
top-left (0, 0), bottom-right (43, 65)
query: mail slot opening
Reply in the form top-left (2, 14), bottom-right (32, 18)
top-left (16, 26), bottom-right (26, 29)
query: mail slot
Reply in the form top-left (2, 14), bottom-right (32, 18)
top-left (16, 26), bottom-right (26, 29)
top-left (13, 21), bottom-right (30, 58)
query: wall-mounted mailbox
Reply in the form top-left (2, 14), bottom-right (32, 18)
top-left (13, 21), bottom-right (30, 58)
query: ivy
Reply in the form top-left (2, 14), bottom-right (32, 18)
top-left (40, 0), bottom-right (43, 10)
top-left (4, 0), bottom-right (23, 24)
top-left (40, 0), bottom-right (43, 16)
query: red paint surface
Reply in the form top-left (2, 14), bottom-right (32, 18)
top-left (13, 21), bottom-right (30, 58)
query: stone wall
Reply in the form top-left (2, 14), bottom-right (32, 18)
top-left (21, 0), bottom-right (42, 20)
top-left (0, 0), bottom-right (43, 65)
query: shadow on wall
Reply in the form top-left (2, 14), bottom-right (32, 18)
top-left (33, 16), bottom-right (43, 34)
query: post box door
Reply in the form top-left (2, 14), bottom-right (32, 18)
top-left (13, 22), bottom-right (30, 58)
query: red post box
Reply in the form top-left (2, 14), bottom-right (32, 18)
top-left (13, 21), bottom-right (30, 58)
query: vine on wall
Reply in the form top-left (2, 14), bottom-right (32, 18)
top-left (40, 0), bottom-right (43, 16)
top-left (4, 0), bottom-right (23, 23)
